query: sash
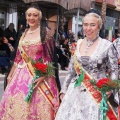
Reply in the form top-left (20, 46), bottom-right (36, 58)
top-left (73, 54), bottom-right (117, 120)
top-left (19, 39), bottom-right (55, 108)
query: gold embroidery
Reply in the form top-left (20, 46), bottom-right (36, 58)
top-left (0, 90), bottom-right (55, 120)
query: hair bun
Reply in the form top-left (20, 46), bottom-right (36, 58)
top-left (86, 8), bottom-right (101, 16)
top-left (30, 2), bottom-right (40, 10)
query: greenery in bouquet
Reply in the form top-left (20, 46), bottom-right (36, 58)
top-left (90, 78), bottom-right (120, 92)
top-left (31, 57), bottom-right (55, 77)
top-left (25, 57), bottom-right (55, 103)
top-left (90, 78), bottom-right (120, 120)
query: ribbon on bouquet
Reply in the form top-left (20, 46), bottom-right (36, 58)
top-left (74, 69), bottom-right (84, 88)
top-left (73, 54), bottom-right (117, 120)
top-left (100, 92), bottom-right (109, 120)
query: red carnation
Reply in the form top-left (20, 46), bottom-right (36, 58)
top-left (35, 62), bottom-right (48, 73)
top-left (96, 78), bottom-right (110, 88)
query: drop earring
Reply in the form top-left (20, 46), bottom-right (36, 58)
top-left (26, 21), bottom-right (29, 28)
top-left (38, 21), bottom-right (40, 27)
top-left (98, 31), bottom-right (100, 36)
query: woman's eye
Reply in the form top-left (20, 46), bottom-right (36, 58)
top-left (28, 14), bottom-right (31, 17)
top-left (83, 24), bottom-right (88, 26)
top-left (33, 14), bottom-right (38, 17)
top-left (27, 14), bottom-right (38, 17)
top-left (91, 24), bottom-right (95, 26)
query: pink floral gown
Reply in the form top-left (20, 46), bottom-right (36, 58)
top-left (0, 30), bottom-right (59, 120)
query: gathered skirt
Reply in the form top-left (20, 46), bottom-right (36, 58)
top-left (55, 82), bottom-right (101, 120)
top-left (0, 66), bottom-right (58, 120)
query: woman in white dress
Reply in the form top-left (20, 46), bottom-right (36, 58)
top-left (55, 12), bottom-right (118, 120)
top-left (113, 37), bottom-right (120, 79)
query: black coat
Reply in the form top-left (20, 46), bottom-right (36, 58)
top-left (4, 28), bottom-right (17, 48)
top-left (0, 43), bottom-right (10, 57)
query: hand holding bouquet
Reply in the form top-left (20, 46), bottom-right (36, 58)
top-left (90, 78), bottom-right (120, 120)
top-left (24, 57), bottom-right (55, 103)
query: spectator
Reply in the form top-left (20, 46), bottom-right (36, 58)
top-left (68, 29), bottom-right (74, 43)
top-left (0, 27), bottom-right (4, 37)
top-left (0, 37), bottom-right (11, 74)
top-left (59, 38), bottom-right (70, 70)
top-left (4, 23), bottom-right (17, 48)
top-left (78, 31), bottom-right (84, 39)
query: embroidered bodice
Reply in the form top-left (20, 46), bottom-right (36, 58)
top-left (20, 37), bottom-right (43, 60)
top-left (14, 35), bottom-right (44, 68)
top-left (61, 38), bottom-right (118, 94)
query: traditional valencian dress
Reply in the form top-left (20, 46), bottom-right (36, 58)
top-left (0, 30), bottom-right (59, 120)
top-left (55, 38), bottom-right (118, 120)
top-left (113, 37), bottom-right (120, 79)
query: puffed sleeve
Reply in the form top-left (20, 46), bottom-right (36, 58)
top-left (60, 56), bottom-right (76, 94)
top-left (14, 49), bottom-right (22, 65)
top-left (113, 38), bottom-right (120, 59)
top-left (107, 44), bottom-right (118, 80)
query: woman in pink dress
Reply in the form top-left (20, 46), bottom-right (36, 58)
top-left (0, 3), bottom-right (59, 120)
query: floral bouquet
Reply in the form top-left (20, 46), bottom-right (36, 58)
top-left (90, 78), bottom-right (120, 120)
top-left (24, 57), bottom-right (55, 103)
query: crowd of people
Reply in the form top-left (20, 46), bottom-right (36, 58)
top-left (0, 2), bottom-right (120, 120)
top-left (0, 23), bottom-right (17, 74)
top-left (0, 20), bottom-right (26, 75)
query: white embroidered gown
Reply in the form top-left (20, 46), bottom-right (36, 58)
top-left (55, 38), bottom-right (118, 120)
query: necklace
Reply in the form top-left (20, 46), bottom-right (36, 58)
top-left (27, 27), bottom-right (39, 34)
top-left (84, 36), bottom-right (99, 54)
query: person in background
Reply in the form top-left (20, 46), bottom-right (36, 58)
top-left (55, 11), bottom-right (118, 120)
top-left (0, 37), bottom-right (11, 74)
top-left (78, 31), bottom-right (84, 39)
top-left (112, 35), bottom-right (116, 42)
top-left (3, 37), bottom-right (14, 52)
top-left (68, 29), bottom-right (75, 43)
top-left (59, 38), bottom-right (70, 70)
top-left (69, 40), bottom-right (77, 56)
top-left (0, 27), bottom-right (4, 37)
top-left (0, 3), bottom-right (60, 119)
top-left (4, 23), bottom-right (17, 48)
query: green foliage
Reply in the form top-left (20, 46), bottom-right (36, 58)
top-left (31, 57), bottom-right (55, 78)
top-left (90, 79), bottom-right (120, 92)
top-left (34, 62), bottom-right (55, 77)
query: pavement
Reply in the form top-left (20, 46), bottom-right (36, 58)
top-left (0, 70), bottom-right (68, 100)
top-left (0, 74), bottom-right (5, 100)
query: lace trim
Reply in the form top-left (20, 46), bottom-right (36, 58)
top-left (20, 37), bottom-right (41, 46)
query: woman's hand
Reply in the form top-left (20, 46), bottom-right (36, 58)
top-left (59, 93), bottom-right (65, 101)
top-left (3, 37), bottom-right (9, 44)
top-left (9, 37), bottom-right (14, 41)
top-left (7, 76), bottom-right (12, 84)
top-left (106, 90), bottom-right (113, 98)
top-left (33, 76), bottom-right (45, 89)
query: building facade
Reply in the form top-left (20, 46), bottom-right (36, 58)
top-left (0, 0), bottom-right (26, 31)
top-left (92, 0), bottom-right (120, 37)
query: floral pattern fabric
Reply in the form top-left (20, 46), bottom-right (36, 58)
top-left (0, 31), bottom-right (59, 120)
top-left (55, 38), bottom-right (118, 120)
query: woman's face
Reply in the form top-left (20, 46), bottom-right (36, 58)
top-left (26, 8), bottom-right (40, 28)
top-left (82, 15), bottom-right (99, 40)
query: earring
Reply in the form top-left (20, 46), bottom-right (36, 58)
top-left (98, 31), bottom-right (100, 36)
top-left (26, 21), bottom-right (29, 27)
top-left (38, 21), bottom-right (40, 27)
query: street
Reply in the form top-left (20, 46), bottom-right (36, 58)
top-left (0, 74), bottom-right (5, 100)
top-left (0, 70), bottom-right (67, 100)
